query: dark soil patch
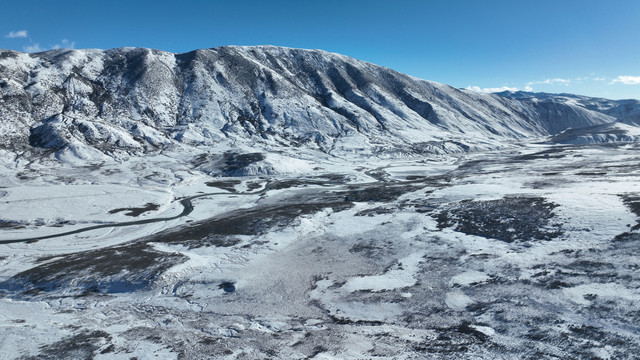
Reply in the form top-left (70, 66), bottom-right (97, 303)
top-left (524, 180), bottom-right (560, 189)
top-left (205, 180), bottom-right (241, 192)
top-left (245, 181), bottom-right (264, 191)
top-left (614, 232), bottom-right (640, 242)
top-left (101, 168), bottom-right (122, 176)
top-left (109, 203), bottom-right (159, 217)
top-left (412, 322), bottom-right (488, 354)
top-left (436, 196), bottom-right (563, 243)
top-left (218, 281), bottom-right (236, 293)
top-left (620, 194), bottom-right (640, 230)
top-left (266, 179), bottom-right (328, 191)
top-left (575, 171), bottom-right (607, 176)
top-left (49, 220), bottom-right (76, 228)
top-left (0, 220), bottom-right (26, 229)
top-left (349, 242), bottom-right (385, 258)
top-left (192, 152), bottom-right (265, 176)
top-left (513, 147), bottom-right (569, 161)
top-left (22, 330), bottom-right (112, 360)
top-left (340, 184), bottom-right (423, 203)
top-left (405, 175), bottom-right (429, 181)
top-left (1, 242), bottom-right (186, 296)
top-left (355, 207), bottom-right (395, 216)
top-left (149, 200), bottom-right (353, 248)
top-left (317, 173), bottom-right (351, 182)
top-left (264, 174), bottom-right (347, 191)
top-left (454, 158), bottom-right (502, 171)
top-left (223, 152), bottom-right (265, 175)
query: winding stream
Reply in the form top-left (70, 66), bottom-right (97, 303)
top-left (0, 192), bottom-right (234, 245)
top-left (0, 176), bottom-right (355, 245)
top-left (0, 167), bottom-right (445, 245)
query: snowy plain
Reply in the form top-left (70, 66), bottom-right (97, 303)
top-left (2, 141), bottom-right (640, 359)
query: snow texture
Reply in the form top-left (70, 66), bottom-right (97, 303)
top-left (1, 46), bottom-right (640, 359)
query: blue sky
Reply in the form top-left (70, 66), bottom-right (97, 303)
top-left (1, 0), bottom-right (639, 99)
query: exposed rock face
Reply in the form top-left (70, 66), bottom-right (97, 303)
top-left (0, 46), bottom-right (621, 162)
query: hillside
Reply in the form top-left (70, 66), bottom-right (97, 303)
top-left (0, 46), bottom-right (623, 166)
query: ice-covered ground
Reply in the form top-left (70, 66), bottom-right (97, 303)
top-left (2, 142), bottom-right (640, 359)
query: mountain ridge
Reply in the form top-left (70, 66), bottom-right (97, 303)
top-left (495, 90), bottom-right (640, 123)
top-left (0, 45), bottom-right (635, 165)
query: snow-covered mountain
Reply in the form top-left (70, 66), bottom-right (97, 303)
top-left (495, 90), bottom-right (640, 124)
top-left (494, 90), bottom-right (640, 144)
top-left (0, 46), bottom-right (624, 165)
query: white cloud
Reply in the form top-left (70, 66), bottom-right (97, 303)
top-left (527, 78), bottom-right (571, 86)
top-left (23, 44), bottom-right (43, 53)
top-left (466, 85), bottom-right (520, 93)
top-left (593, 77), bottom-right (607, 81)
top-left (52, 39), bottom-right (75, 50)
top-left (524, 85), bottom-right (534, 92)
top-left (22, 39), bottom-right (75, 53)
top-left (610, 76), bottom-right (640, 85)
top-left (5, 30), bottom-right (28, 38)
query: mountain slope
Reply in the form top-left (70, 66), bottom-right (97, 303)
top-left (0, 46), bottom-right (622, 164)
top-left (495, 90), bottom-right (640, 145)
top-left (495, 90), bottom-right (640, 124)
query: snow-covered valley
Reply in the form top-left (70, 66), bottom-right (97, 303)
top-left (2, 142), bottom-right (640, 359)
top-left (2, 45), bottom-right (640, 359)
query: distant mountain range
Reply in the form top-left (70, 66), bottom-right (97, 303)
top-left (495, 90), bottom-right (640, 124)
top-left (1, 46), bottom-right (639, 164)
